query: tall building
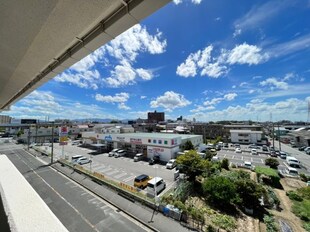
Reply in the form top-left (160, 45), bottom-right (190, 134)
top-left (147, 111), bottom-right (164, 123)
top-left (0, 115), bottom-right (11, 124)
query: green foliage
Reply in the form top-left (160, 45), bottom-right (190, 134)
top-left (16, 130), bottom-right (23, 137)
top-left (202, 176), bottom-right (237, 206)
top-left (297, 187), bottom-right (310, 200)
top-left (286, 190), bottom-right (303, 202)
top-left (220, 170), bottom-right (250, 181)
top-left (214, 136), bottom-right (222, 145)
top-left (263, 214), bottom-right (278, 232)
top-left (300, 173), bottom-right (310, 182)
top-left (221, 158), bottom-right (229, 170)
top-left (173, 181), bottom-right (194, 202)
top-left (211, 214), bottom-right (236, 231)
top-left (304, 222), bottom-right (310, 232)
top-left (235, 179), bottom-right (265, 209)
top-left (264, 186), bottom-right (280, 209)
top-left (292, 200), bottom-right (310, 221)
top-left (183, 140), bottom-right (194, 150)
top-left (265, 158), bottom-right (280, 169)
top-left (255, 166), bottom-right (280, 187)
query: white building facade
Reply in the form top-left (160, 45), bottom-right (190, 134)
top-left (82, 132), bottom-right (203, 162)
top-left (230, 130), bottom-right (263, 144)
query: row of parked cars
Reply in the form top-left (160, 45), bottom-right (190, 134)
top-left (298, 146), bottom-right (310, 155)
top-left (133, 174), bottom-right (166, 196)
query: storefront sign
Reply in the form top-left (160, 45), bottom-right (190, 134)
top-left (130, 138), bottom-right (142, 144)
top-left (116, 136), bottom-right (125, 142)
top-left (104, 135), bottom-right (112, 141)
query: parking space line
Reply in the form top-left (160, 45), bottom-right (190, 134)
top-left (241, 156), bottom-right (244, 160)
top-left (261, 159), bottom-right (264, 163)
top-left (105, 170), bottom-right (119, 176)
top-left (114, 172), bottom-right (127, 179)
top-left (123, 176), bottom-right (135, 183)
top-left (98, 167), bottom-right (112, 172)
top-left (224, 154), bottom-right (227, 158)
top-left (251, 158), bottom-right (253, 162)
top-left (232, 155), bottom-right (235, 159)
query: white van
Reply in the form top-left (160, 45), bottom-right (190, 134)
top-left (71, 155), bottom-right (83, 162)
top-left (147, 177), bottom-right (166, 196)
top-left (166, 159), bottom-right (176, 169)
top-left (286, 157), bottom-right (300, 168)
top-left (114, 149), bottom-right (126, 158)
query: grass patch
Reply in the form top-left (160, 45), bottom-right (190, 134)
top-left (254, 166), bottom-right (280, 187)
top-left (263, 214), bottom-right (278, 232)
top-left (292, 199), bottom-right (310, 221)
top-left (211, 214), bottom-right (236, 231)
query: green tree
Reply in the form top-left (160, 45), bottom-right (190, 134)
top-left (202, 176), bottom-right (237, 206)
top-left (265, 158), bottom-right (280, 169)
top-left (235, 179), bottom-right (265, 209)
top-left (221, 158), bottom-right (229, 170)
top-left (17, 130), bottom-right (23, 137)
top-left (183, 140), bottom-right (194, 150)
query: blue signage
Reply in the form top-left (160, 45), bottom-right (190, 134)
top-left (105, 135), bottom-right (112, 141)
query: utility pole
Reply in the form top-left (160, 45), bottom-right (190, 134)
top-left (278, 123), bottom-right (281, 151)
top-left (272, 123), bottom-right (275, 148)
top-left (51, 122), bottom-right (54, 164)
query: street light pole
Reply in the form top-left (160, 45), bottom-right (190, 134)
top-left (51, 122), bottom-right (54, 164)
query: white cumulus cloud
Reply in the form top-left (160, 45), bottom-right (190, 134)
top-left (150, 91), bottom-right (191, 111)
top-left (260, 78), bottom-right (289, 90)
top-left (226, 43), bottom-right (269, 65)
top-left (95, 92), bottom-right (129, 103)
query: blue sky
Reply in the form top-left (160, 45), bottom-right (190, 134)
top-left (5, 0), bottom-right (310, 122)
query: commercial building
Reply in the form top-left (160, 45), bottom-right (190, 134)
top-left (289, 127), bottom-right (310, 147)
top-left (192, 123), bottom-right (224, 141)
top-left (82, 132), bottom-right (203, 162)
top-left (230, 130), bottom-right (263, 144)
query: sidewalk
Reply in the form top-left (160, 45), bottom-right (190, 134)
top-left (52, 162), bottom-right (194, 232)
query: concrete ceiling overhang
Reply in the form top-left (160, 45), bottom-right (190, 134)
top-left (0, 0), bottom-right (171, 111)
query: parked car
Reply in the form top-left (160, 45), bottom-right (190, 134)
top-left (278, 167), bottom-right (299, 177)
top-left (71, 155), bottom-right (84, 162)
top-left (149, 155), bottom-right (160, 165)
top-left (251, 149), bottom-right (258, 155)
top-left (235, 148), bottom-right (242, 153)
top-left (223, 143), bottom-right (229, 148)
top-left (147, 177), bottom-right (166, 196)
top-left (109, 148), bottom-right (120, 157)
top-left (279, 151), bottom-right (287, 159)
top-left (298, 146), bottom-right (306, 151)
top-left (270, 151), bottom-right (277, 157)
top-left (262, 145), bottom-right (268, 152)
top-left (248, 144), bottom-right (257, 149)
top-left (133, 153), bottom-right (144, 162)
top-left (134, 174), bottom-right (152, 188)
top-left (166, 159), bottom-right (177, 169)
top-left (114, 149), bottom-right (126, 158)
top-left (211, 156), bottom-right (220, 162)
top-left (286, 156), bottom-right (300, 168)
top-left (75, 157), bottom-right (91, 165)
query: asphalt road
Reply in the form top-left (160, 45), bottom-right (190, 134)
top-left (0, 142), bottom-right (149, 232)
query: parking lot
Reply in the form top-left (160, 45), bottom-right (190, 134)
top-left (37, 143), bottom-right (178, 195)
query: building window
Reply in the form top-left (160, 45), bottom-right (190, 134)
top-left (164, 140), bottom-right (168, 145)
top-left (158, 140), bottom-right (162, 144)
top-left (148, 139), bottom-right (151, 143)
top-left (153, 139), bottom-right (157, 144)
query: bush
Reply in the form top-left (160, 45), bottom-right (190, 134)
top-left (299, 173), bottom-right (310, 182)
top-left (263, 214), bottom-right (278, 232)
top-left (264, 186), bottom-right (280, 209)
top-left (255, 166), bottom-right (280, 187)
top-left (221, 158), bottom-right (229, 170)
top-left (211, 214), bottom-right (236, 231)
top-left (202, 176), bottom-right (237, 207)
top-left (304, 222), bottom-right (310, 232)
top-left (286, 190), bottom-right (303, 202)
top-left (265, 158), bottom-right (279, 169)
top-left (298, 187), bottom-right (310, 200)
